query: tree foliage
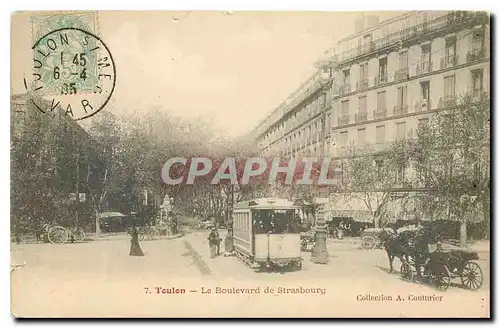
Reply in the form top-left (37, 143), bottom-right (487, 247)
top-left (407, 94), bottom-right (490, 239)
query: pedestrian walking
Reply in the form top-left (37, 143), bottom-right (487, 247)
top-left (129, 227), bottom-right (144, 256)
top-left (208, 227), bottom-right (220, 258)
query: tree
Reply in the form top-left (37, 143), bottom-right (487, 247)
top-left (340, 141), bottom-right (411, 228)
top-left (408, 93), bottom-right (490, 247)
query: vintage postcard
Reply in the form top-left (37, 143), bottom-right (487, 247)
top-left (10, 10), bottom-right (490, 318)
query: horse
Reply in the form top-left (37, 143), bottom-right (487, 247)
top-left (380, 226), bottom-right (439, 277)
top-left (378, 229), bottom-right (413, 273)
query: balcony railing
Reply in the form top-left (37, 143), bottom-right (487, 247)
top-left (356, 79), bottom-right (369, 91)
top-left (337, 12), bottom-right (488, 64)
top-left (439, 95), bottom-right (458, 108)
top-left (414, 99), bottom-right (431, 113)
top-left (355, 111), bottom-right (368, 123)
top-left (338, 115), bottom-right (350, 126)
top-left (394, 68), bottom-right (409, 81)
top-left (467, 48), bottom-right (486, 63)
top-left (416, 61), bottom-right (433, 75)
top-left (394, 104), bottom-right (409, 116)
top-left (440, 54), bottom-right (459, 69)
top-left (373, 108), bottom-right (387, 119)
top-left (374, 73), bottom-right (388, 86)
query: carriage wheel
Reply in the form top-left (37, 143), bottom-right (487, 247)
top-left (401, 262), bottom-right (412, 281)
top-left (47, 226), bottom-right (68, 244)
top-left (432, 265), bottom-right (451, 292)
top-left (461, 261), bottom-right (483, 291)
top-left (361, 236), bottom-right (377, 250)
top-left (72, 228), bottom-right (86, 243)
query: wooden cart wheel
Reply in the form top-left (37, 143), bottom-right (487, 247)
top-left (432, 264), bottom-right (451, 292)
top-left (401, 262), bottom-right (412, 281)
top-left (461, 261), bottom-right (483, 291)
top-left (361, 236), bottom-right (377, 249)
top-left (47, 226), bottom-right (68, 244)
top-left (71, 228), bottom-right (86, 243)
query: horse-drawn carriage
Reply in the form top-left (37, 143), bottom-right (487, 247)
top-left (378, 226), bottom-right (484, 292)
top-left (400, 248), bottom-right (483, 291)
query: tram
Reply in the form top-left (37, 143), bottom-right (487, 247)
top-left (232, 198), bottom-right (302, 270)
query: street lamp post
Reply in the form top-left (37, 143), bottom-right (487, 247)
top-left (311, 55), bottom-right (337, 265)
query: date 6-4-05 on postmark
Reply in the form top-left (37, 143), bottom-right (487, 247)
top-left (25, 27), bottom-right (116, 121)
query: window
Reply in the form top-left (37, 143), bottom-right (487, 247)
top-left (472, 29), bottom-right (484, 52)
top-left (340, 131), bottom-right (348, 146)
top-left (421, 81), bottom-right (430, 102)
top-left (379, 57), bottom-right (388, 80)
top-left (343, 69), bottom-right (350, 85)
top-left (377, 91), bottom-right (386, 110)
top-left (471, 69), bottom-right (484, 96)
top-left (363, 34), bottom-right (372, 52)
top-left (360, 63), bottom-right (368, 81)
top-left (421, 44), bottom-right (431, 72)
top-left (376, 125), bottom-right (385, 144)
top-left (445, 37), bottom-right (457, 63)
top-left (397, 85), bottom-right (408, 107)
top-left (357, 128), bottom-right (366, 145)
top-left (359, 96), bottom-right (367, 112)
top-left (399, 51), bottom-right (409, 70)
top-left (396, 122), bottom-right (407, 140)
top-left (444, 75), bottom-right (456, 97)
top-left (341, 100), bottom-right (349, 116)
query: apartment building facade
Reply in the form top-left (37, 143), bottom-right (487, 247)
top-left (252, 11), bottom-right (490, 222)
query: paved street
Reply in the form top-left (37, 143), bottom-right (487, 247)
top-left (11, 231), bottom-right (490, 318)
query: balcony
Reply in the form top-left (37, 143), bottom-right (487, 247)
top-left (394, 68), bottom-right (409, 81)
top-left (439, 95), bottom-right (458, 108)
top-left (374, 73), bottom-right (388, 86)
top-left (356, 79), bottom-right (369, 92)
top-left (416, 61), bottom-right (433, 75)
top-left (373, 108), bottom-right (387, 120)
top-left (440, 54), bottom-right (459, 69)
top-left (355, 111), bottom-right (368, 123)
top-left (338, 115), bottom-right (350, 126)
top-left (414, 99), bottom-right (431, 113)
top-left (467, 48), bottom-right (486, 63)
top-left (394, 104), bottom-right (409, 116)
top-left (337, 12), bottom-right (487, 65)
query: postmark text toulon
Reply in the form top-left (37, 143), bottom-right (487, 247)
top-left (25, 27), bottom-right (116, 120)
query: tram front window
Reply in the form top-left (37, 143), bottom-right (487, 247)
top-left (253, 209), bottom-right (300, 234)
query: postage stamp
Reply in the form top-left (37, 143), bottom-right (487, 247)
top-left (26, 27), bottom-right (116, 120)
top-left (30, 12), bottom-right (100, 95)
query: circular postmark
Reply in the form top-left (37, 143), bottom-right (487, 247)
top-left (25, 27), bottom-right (116, 121)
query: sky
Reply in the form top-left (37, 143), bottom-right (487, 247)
top-left (11, 11), bottom-right (398, 138)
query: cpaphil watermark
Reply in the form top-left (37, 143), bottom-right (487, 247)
top-left (161, 157), bottom-right (341, 185)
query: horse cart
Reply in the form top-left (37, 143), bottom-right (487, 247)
top-left (400, 249), bottom-right (483, 291)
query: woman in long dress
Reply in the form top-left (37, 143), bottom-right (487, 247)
top-left (129, 227), bottom-right (144, 256)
